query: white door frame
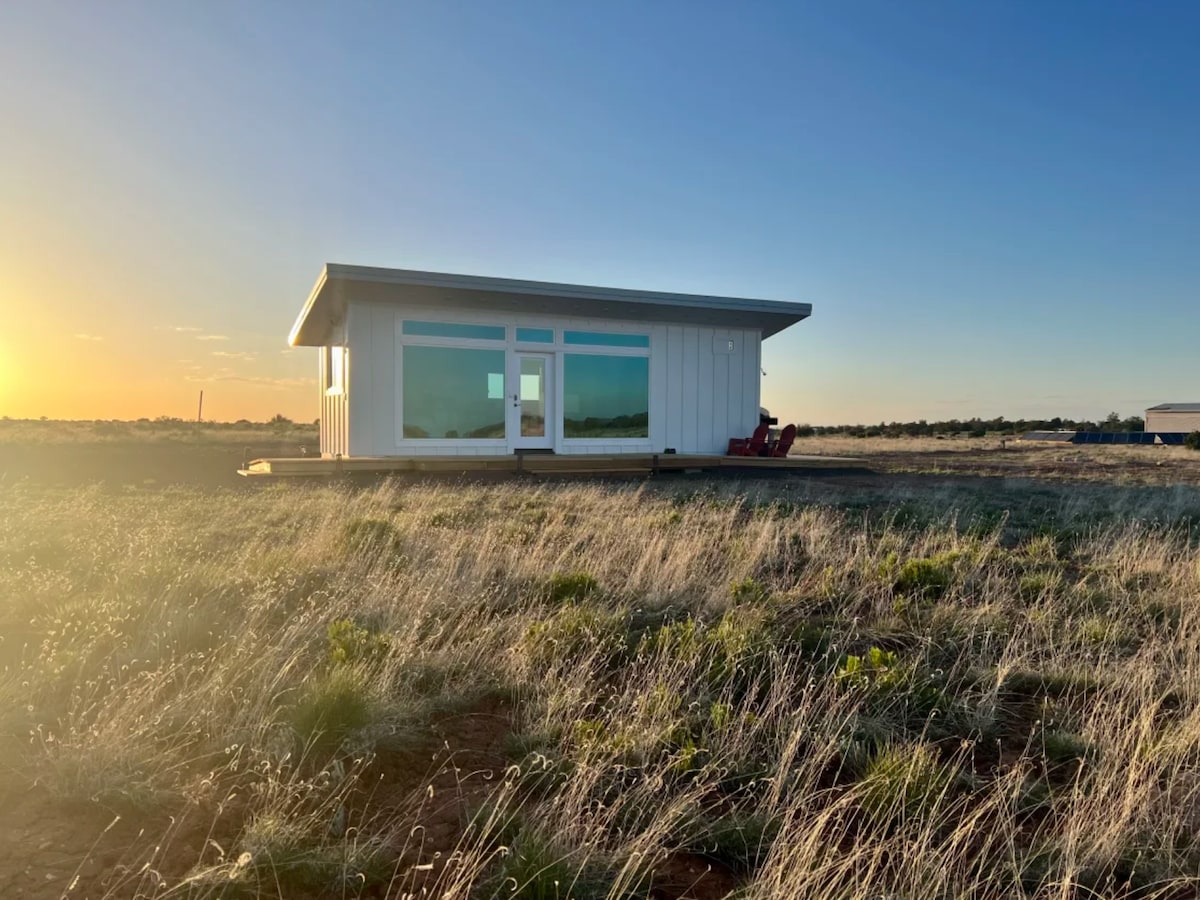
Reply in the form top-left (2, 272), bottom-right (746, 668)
top-left (508, 351), bottom-right (555, 452)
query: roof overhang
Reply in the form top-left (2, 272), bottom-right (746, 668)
top-left (289, 264), bottom-right (812, 346)
top-left (1147, 403), bottom-right (1200, 412)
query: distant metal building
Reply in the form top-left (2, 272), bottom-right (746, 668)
top-left (1145, 403), bottom-right (1200, 433)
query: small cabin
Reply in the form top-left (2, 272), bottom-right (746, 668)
top-left (289, 264), bottom-right (812, 458)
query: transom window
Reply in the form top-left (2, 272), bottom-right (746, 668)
top-left (515, 327), bottom-right (555, 343)
top-left (402, 320), bottom-right (505, 341)
top-left (563, 330), bottom-right (650, 348)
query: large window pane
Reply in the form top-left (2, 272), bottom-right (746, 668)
top-left (402, 320), bottom-right (505, 340)
top-left (403, 346), bottom-right (506, 439)
top-left (563, 355), bottom-right (649, 438)
top-left (563, 330), bottom-right (650, 348)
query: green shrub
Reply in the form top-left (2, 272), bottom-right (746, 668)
top-left (646, 609), bottom-right (776, 693)
top-left (1075, 615), bottom-right (1136, 650)
top-left (1039, 729), bottom-right (1098, 777)
top-left (286, 667), bottom-right (375, 753)
top-left (235, 816), bottom-right (392, 894)
top-left (730, 576), bottom-right (770, 604)
top-left (486, 827), bottom-right (610, 900)
top-left (999, 668), bottom-right (1100, 700)
top-left (1185, 431), bottom-right (1200, 451)
top-left (326, 619), bottom-right (390, 667)
top-left (836, 646), bottom-right (904, 690)
top-left (858, 743), bottom-right (959, 826)
top-left (538, 571), bottom-right (600, 603)
top-left (523, 603), bottom-right (628, 669)
top-left (1018, 571), bottom-right (1059, 602)
top-left (837, 647), bottom-right (952, 736)
top-left (892, 555), bottom-right (955, 599)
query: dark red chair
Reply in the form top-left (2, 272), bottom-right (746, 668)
top-left (770, 423), bottom-right (797, 458)
top-left (726, 423), bottom-right (770, 456)
top-left (728, 423), bottom-right (763, 456)
top-left (744, 422), bottom-right (771, 456)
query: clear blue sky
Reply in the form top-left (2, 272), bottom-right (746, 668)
top-left (2, 1), bottom-right (1197, 423)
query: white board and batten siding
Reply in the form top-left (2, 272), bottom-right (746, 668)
top-left (333, 301), bottom-right (762, 458)
top-left (662, 324), bottom-right (761, 457)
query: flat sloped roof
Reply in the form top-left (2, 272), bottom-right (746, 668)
top-left (1147, 403), bottom-right (1200, 412)
top-left (289, 264), bottom-right (813, 346)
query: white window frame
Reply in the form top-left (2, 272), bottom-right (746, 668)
top-left (392, 310), bottom-right (655, 452)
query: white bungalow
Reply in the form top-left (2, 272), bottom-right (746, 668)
top-left (289, 264), bottom-right (812, 459)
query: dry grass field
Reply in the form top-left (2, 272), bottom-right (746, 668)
top-left (1, 433), bottom-right (1200, 898)
top-left (791, 435), bottom-right (1200, 488)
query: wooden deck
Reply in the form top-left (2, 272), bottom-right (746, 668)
top-left (238, 453), bottom-right (864, 478)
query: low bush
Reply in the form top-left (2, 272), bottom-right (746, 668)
top-left (326, 618), bottom-right (390, 667)
top-left (886, 553), bottom-right (957, 600)
top-left (483, 826), bottom-right (614, 900)
top-left (286, 667), bottom-right (376, 755)
top-left (857, 743), bottom-right (961, 827)
top-left (730, 576), bottom-right (771, 604)
top-left (523, 602), bottom-right (628, 670)
top-left (538, 571), bottom-right (601, 603)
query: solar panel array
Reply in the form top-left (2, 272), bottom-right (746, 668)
top-left (1073, 432), bottom-right (1185, 445)
top-left (1020, 431), bottom-right (1186, 445)
top-left (1020, 432), bottom-right (1077, 442)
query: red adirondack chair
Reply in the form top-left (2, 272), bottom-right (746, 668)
top-left (770, 423), bottom-right (797, 457)
top-left (745, 422), bottom-right (772, 456)
top-left (727, 422), bottom-right (770, 456)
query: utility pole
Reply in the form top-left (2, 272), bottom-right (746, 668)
top-left (197, 390), bottom-right (204, 423)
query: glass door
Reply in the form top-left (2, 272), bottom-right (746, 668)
top-left (509, 352), bottom-right (555, 451)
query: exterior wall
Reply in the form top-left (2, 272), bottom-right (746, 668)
top-left (340, 300), bottom-right (762, 456)
top-left (1146, 410), bottom-right (1200, 433)
top-left (661, 324), bottom-right (760, 456)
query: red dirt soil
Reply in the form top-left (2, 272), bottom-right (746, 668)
top-left (0, 703), bottom-right (738, 900)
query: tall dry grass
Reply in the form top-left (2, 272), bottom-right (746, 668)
top-left (1, 475), bottom-right (1199, 898)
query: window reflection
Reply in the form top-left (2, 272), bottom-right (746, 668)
top-left (402, 346), bottom-right (506, 438)
top-left (563, 355), bottom-right (649, 438)
top-left (519, 356), bottom-right (546, 437)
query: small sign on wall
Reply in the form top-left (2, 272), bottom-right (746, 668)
top-left (713, 336), bottom-right (735, 354)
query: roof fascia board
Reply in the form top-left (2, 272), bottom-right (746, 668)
top-left (291, 263), bottom-right (813, 346)
top-left (288, 267), bottom-right (329, 346)
top-left (324, 263), bottom-right (813, 318)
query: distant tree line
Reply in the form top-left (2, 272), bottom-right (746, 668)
top-left (0, 415), bottom-right (319, 430)
top-left (800, 413), bottom-right (1146, 439)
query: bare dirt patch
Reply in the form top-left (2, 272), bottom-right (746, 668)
top-left (0, 700), bottom-right (519, 900)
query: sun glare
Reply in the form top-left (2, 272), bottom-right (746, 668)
top-left (0, 338), bottom-right (12, 409)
